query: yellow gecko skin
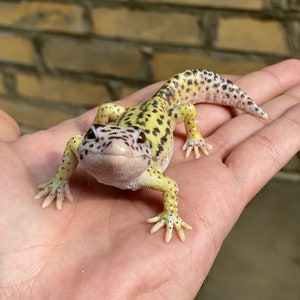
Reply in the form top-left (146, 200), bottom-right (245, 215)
top-left (35, 69), bottom-right (268, 243)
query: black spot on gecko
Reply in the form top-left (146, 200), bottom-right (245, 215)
top-left (160, 135), bottom-right (168, 145)
top-left (156, 144), bottom-right (164, 157)
top-left (137, 120), bottom-right (146, 126)
top-left (184, 71), bottom-right (192, 76)
top-left (137, 111), bottom-right (144, 119)
top-left (157, 118), bottom-right (163, 125)
top-left (152, 127), bottom-right (161, 136)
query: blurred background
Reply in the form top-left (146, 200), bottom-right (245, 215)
top-left (0, 1), bottom-right (299, 298)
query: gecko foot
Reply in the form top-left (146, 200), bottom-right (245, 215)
top-left (147, 211), bottom-right (192, 243)
top-left (34, 179), bottom-right (73, 210)
top-left (182, 138), bottom-right (212, 158)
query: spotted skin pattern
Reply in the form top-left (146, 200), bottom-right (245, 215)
top-left (35, 69), bottom-right (268, 242)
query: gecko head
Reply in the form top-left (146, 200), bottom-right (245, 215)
top-left (77, 124), bottom-right (152, 189)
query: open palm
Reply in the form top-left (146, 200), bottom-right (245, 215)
top-left (1, 60), bottom-right (299, 299)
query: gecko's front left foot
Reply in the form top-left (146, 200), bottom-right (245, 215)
top-left (147, 211), bottom-right (192, 243)
top-left (34, 179), bottom-right (73, 210)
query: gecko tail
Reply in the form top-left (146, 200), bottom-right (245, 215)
top-left (155, 69), bottom-right (268, 120)
top-left (196, 70), bottom-right (269, 119)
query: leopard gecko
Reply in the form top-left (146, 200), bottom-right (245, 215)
top-left (35, 69), bottom-right (268, 243)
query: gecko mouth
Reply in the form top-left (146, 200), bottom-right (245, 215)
top-left (77, 147), bottom-right (151, 162)
top-left (78, 148), bottom-right (150, 158)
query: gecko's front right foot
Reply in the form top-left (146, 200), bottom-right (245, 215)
top-left (34, 179), bottom-right (73, 210)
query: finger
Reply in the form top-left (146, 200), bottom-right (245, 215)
top-left (0, 110), bottom-right (20, 142)
top-left (236, 59), bottom-right (300, 105)
top-left (225, 101), bottom-right (300, 205)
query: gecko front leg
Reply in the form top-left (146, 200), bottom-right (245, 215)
top-left (34, 136), bottom-right (82, 209)
top-left (140, 167), bottom-right (192, 242)
top-left (93, 103), bottom-right (126, 124)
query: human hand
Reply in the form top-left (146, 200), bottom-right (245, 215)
top-left (0, 59), bottom-right (299, 299)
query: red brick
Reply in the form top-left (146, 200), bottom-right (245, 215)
top-left (0, 73), bottom-right (5, 93)
top-left (17, 73), bottom-right (110, 106)
top-left (139, 0), bottom-right (262, 9)
top-left (0, 34), bottom-right (34, 65)
top-left (216, 17), bottom-right (288, 54)
top-left (0, 2), bottom-right (88, 34)
top-left (43, 37), bottom-right (145, 79)
top-left (92, 7), bottom-right (202, 45)
top-left (0, 96), bottom-right (74, 129)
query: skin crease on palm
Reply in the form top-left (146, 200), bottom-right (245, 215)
top-left (0, 59), bottom-right (299, 299)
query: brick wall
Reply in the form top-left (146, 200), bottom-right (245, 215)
top-left (0, 0), bottom-right (299, 133)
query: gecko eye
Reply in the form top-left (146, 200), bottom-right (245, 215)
top-left (85, 128), bottom-right (96, 140)
top-left (137, 131), bottom-right (146, 144)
